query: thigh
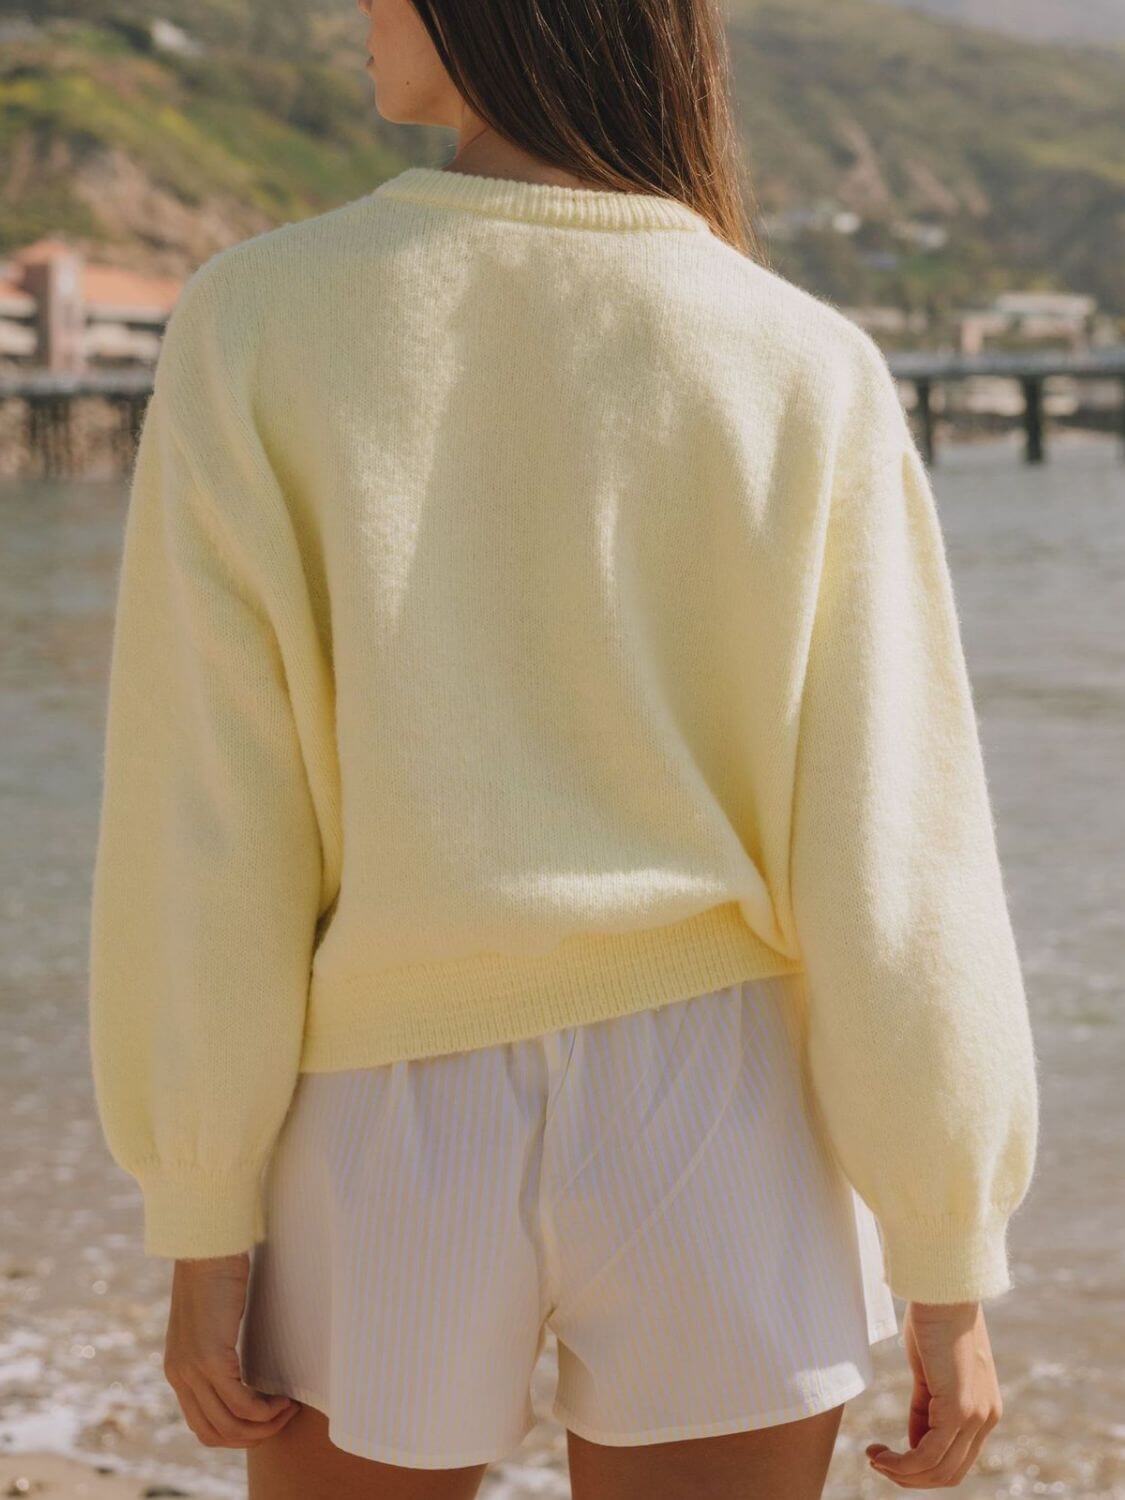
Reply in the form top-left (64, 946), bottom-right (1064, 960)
top-left (247, 1403), bottom-right (488, 1500)
top-left (566, 1402), bottom-right (846, 1500)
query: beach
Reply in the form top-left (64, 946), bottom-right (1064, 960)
top-left (2, 431), bottom-right (1123, 1498)
top-left (2, 1454), bottom-right (155, 1498)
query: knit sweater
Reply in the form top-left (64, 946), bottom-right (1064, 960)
top-left (88, 164), bottom-right (1039, 1300)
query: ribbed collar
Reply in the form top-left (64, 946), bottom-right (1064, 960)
top-left (371, 165), bottom-right (711, 233)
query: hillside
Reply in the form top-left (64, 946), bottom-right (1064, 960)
top-left (727, 0), bottom-right (1125, 314)
top-left (878, 0), bottom-right (1125, 46)
top-left (1, 0), bottom-right (1122, 315)
top-left (0, 1), bottom-right (445, 271)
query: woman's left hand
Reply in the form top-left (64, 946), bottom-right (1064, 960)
top-left (163, 1252), bottom-right (300, 1449)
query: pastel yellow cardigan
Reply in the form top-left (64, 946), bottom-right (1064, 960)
top-left (88, 166), bottom-right (1039, 1300)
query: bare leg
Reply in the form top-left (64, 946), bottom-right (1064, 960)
top-left (567, 1402), bottom-right (846, 1500)
top-left (247, 1403), bottom-right (489, 1500)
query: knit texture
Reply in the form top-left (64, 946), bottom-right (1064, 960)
top-left (88, 165), bottom-right (1040, 1298)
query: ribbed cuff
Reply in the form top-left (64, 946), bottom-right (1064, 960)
top-left (134, 1162), bottom-right (267, 1260)
top-left (877, 1213), bottom-right (1015, 1304)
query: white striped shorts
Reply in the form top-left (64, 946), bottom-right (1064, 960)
top-left (237, 974), bottom-right (898, 1468)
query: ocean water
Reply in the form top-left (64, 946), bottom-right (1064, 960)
top-left (1, 431), bottom-right (1123, 1498)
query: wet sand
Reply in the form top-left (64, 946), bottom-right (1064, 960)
top-left (1, 1453), bottom-right (154, 1498)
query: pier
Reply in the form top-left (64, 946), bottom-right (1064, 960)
top-left (1, 349), bottom-right (1124, 478)
top-left (3, 239), bottom-right (1123, 476)
top-left (889, 347), bottom-right (1125, 465)
top-left (0, 368), bottom-right (152, 477)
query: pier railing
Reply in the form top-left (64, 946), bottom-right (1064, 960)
top-left (888, 347), bottom-right (1125, 464)
top-left (2, 349), bottom-right (1124, 478)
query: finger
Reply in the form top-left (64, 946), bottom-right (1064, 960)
top-left (874, 1418), bottom-right (991, 1492)
top-left (174, 1380), bottom-right (226, 1448)
top-left (185, 1369), bottom-right (298, 1447)
top-left (948, 1416), bottom-right (996, 1486)
top-left (909, 1422), bottom-right (982, 1489)
top-left (216, 1367), bottom-right (297, 1422)
top-left (868, 1424), bottom-right (981, 1491)
top-left (907, 1379), bottom-right (932, 1449)
top-left (868, 1421), bottom-right (960, 1481)
top-left (865, 1376), bottom-right (934, 1472)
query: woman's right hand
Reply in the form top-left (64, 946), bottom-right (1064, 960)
top-left (164, 1253), bottom-right (301, 1449)
top-left (866, 1300), bottom-right (1003, 1488)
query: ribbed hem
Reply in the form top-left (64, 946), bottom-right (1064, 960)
top-left (302, 901), bottom-right (804, 1072)
top-left (135, 1162), bottom-right (267, 1260)
top-left (878, 1213), bottom-right (1015, 1304)
top-left (371, 165), bottom-right (712, 233)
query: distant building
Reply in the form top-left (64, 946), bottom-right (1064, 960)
top-left (957, 290), bottom-right (1097, 354)
top-left (150, 17), bottom-right (205, 56)
top-left (891, 219), bottom-right (949, 251)
top-left (760, 201), bottom-right (862, 240)
top-left (0, 239), bottom-right (184, 372)
top-left (991, 291), bottom-right (1096, 321)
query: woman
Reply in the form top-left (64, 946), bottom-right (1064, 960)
top-left (88, 0), bottom-right (1040, 1495)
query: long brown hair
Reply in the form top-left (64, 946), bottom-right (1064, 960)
top-left (409, 0), bottom-right (765, 260)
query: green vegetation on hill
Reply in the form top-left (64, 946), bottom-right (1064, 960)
top-left (0, 1), bottom-right (446, 269)
top-left (727, 0), bottom-right (1125, 315)
top-left (1, 0), bottom-right (1122, 316)
top-left (4, 0), bottom-right (341, 57)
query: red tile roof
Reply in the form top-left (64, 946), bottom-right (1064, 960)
top-left (84, 263), bottom-right (183, 314)
top-left (7, 239), bottom-right (184, 314)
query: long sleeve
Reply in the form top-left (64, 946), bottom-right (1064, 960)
top-left (788, 397), bottom-right (1040, 1305)
top-left (87, 269), bottom-right (329, 1259)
